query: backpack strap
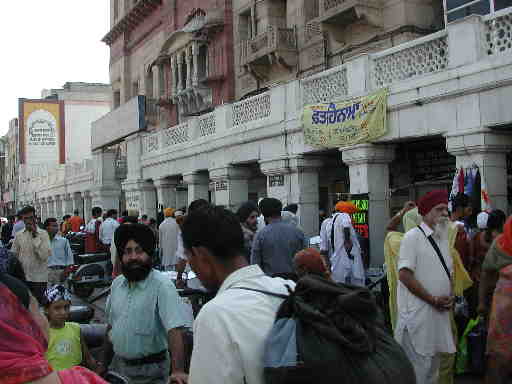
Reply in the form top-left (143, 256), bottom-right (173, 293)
top-left (233, 287), bottom-right (289, 299)
top-left (417, 225), bottom-right (451, 282)
top-left (330, 214), bottom-right (339, 253)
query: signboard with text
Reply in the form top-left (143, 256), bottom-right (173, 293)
top-left (349, 194), bottom-right (370, 266)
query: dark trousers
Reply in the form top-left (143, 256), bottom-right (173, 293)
top-left (27, 281), bottom-right (47, 305)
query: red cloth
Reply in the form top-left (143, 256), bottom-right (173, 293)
top-left (0, 282), bottom-right (107, 384)
top-left (497, 216), bottom-right (512, 257)
top-left (0, 284), bottom-right (52, 384)
top-left (85, 220), bottom-right (104, 254)
top-left (295, 248), bottom-right (329, 278)
top-left (417, 189), bottom-right (448, 216)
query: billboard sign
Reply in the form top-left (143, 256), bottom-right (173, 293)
top-left (19, 99), bottom-right (65, 166)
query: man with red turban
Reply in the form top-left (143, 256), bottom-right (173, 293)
top-left (319, 201), bottom-right (365, 286)
top-left (394, 190), bottom-right (456, 384)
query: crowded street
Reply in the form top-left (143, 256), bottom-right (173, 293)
top-left (2, 1), bottom-right (512, 384)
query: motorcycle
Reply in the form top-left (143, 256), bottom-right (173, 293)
top-left (65, 230), bottom-right (113, 299)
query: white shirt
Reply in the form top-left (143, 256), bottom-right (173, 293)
top-left (323, 212), bottom-right (365, 286)
top-left (319, 217), bottom-right (332, 254)
top-left (99, 218), bottom-right (120, 245)
top-left (394, 222), bottom-right (455, 356)
top-left (188, 265), bottom-right (295, 384)
top-left (159, 217), bottom-right (180, 267)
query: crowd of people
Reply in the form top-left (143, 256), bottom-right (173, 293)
top-left (0, 191), bottom-right (511, 384)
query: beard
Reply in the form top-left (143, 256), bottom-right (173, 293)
top-left (433, 217), bottom-right (450, 240)
top-left (121, 259), bottom-right (152, 282)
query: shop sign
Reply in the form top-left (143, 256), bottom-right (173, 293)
top-left (349, 194), bottom-right (370, 263)
top-left (269, 174), bottom-right (284, 187)
top-left (215, 180), bottom-right (228, 191)
top-left (303, 88), bottom-right (388, 148)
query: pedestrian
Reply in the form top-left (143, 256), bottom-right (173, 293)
top-left (236, 201), bottom-right (259, 261)
top-left (61, 215), bottom-right (72, 236)
top-left (386, 201), bottom-right (417, 232)
top-left (139, 214), bottom-right (150, 226)
top-left (395, 190), bottom-right (456, 384)
top-left (251, 198), bottom-right (308, 276)
top-left (148, 218), bottom-right (158, 241)
top-left (110, 210), bottom-right (139, 278)
top-left (322, 201), bottom-right (365, 286)
top-left (99, 209), bottom-right (120, 249)
top-left (45, 218), bottom-right (74, 286)
top-left (294, 247), bottom-right (331, 280)
top-left (11, 205), bottom-right (52, 304)
top-left (159, 208), bottom-right (180, 271)
top-left (43, 285), bottom-right (100, 373)
top-left (478, 215), bottom-right (512, 383)
top-left (84, 207), bottom-right (103, 253)
top-left (182, 205), bottom-right (295, 384)
top-left (69, 210), bottom-right (84, 233)
top-left (450, 193), bottom-right (472, 271)
top-left (0, 273), bottom-right (108, 383)
top-left (104, 223), bottom-right (188, 384)
top-left (1, 215), bottom-right (15, 246)
top-left (283, 203), bottom-right (299, 226)
top-left (118, 210), bottom-right (129, 224)
top-left (11, 213), bottom-right (26, 238)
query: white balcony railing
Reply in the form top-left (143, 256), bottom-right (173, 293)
top-left (140, 8), bottom-right (512, 156)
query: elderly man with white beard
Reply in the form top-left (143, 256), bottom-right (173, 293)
top-left (394, 190), bottom-right (455, 384)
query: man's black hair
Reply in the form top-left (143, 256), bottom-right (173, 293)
top-left (92, 207), bottom-right (103, 217)
top-left (106, 209), bottom-right (117, 217)
top-left (18, 206), bottom-right (36, 216)
top-left (44, 218), bottom-right (58, 228)
top-left (141, 214), bottom-right (148, 220)
top-left (283, 204), bottom-right (298, 214)
top-left (188, 199), bottom-right (210, 213)
top-left (259, 198), bottom-right (282, 218)
top-left (124, 216), bottom-right (139, 224)
top-left (73, 209), bottom-right (80, 215)
top-left (182, 205), bottom-right (245, 262)
top-left (237, 201), bottom-right (259, 223)
top-left (121, 210), bottom-right (128, 217)
top-left (7, 216), bottom-right (15, 222)
top-left (62, 215), bottom-right (71, 221)
top-left (452, 193), bottom-right (470, 211)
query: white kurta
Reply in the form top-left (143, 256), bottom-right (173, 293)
top-left (158, 217), bottom-right (179, 268)
top-left (394, 222), bottom-right (456, 356)
top-left (323, 213), bottom-right (365, 286)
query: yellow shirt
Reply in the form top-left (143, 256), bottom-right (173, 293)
top-left (45, 322), bottom-right (83, 371)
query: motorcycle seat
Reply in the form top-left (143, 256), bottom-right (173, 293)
top-left (69, 305), bottom-right (95, 324)
top-left (80, 323), bottom-right (108, 349)
top-left (76, 253), bottom-right (110, 264)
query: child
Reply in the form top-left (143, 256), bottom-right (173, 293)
top-left (43, 285), bottom-right (101, 373)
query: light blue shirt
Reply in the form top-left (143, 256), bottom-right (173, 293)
top-left (48, 234), bottom-right (74, 267)
top-left (106, 269), bottom-right (186, 359)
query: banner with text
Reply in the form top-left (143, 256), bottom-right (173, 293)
top-left (303, 88), bottom-right (388, 148)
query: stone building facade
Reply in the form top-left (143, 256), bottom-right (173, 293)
top-left (22, 3), bottom-right (512, 266)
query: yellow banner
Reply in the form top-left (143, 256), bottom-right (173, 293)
top-left (303, 88), bottom-right (388, 148)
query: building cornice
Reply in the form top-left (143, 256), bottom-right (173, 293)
top-left (102, 0), bottom-right (162, 46)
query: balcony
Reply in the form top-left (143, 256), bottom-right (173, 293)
top-left (91, 96), bottom-right (146, 151)
top-left (240, 26), bottom-right (298, 80)
top-left (318, 0), bottom-right (382, 28)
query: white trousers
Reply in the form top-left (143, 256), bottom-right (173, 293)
top-left (401, 329), bottom-right (440, 384)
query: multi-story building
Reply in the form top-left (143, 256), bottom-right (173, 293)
top-left (25, 1), bottom-right (512, 266)
top-left (3, 118), bottom-right (20, 216)
top-left (16, 82), bottom-right (110, 220)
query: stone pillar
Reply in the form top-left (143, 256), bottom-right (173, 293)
top-left (183, 172), bottom-right (210, 204)
top-left (63, 194), bottom-right (74, 216)
top-left (41, 198), bottom-right (49, 221)
top-left (177, 54), bottom-right (183, 92)
top-left (82, 191), bottom-right (93, 223)
top-left (209, 166), bottom-right (251, 211)
top-left (176, 189), bottom-right (188, 210)
top-left (169, 56), bottom-right (176, 97)
top-left (192, 42), bottom-right (199, 87)
top-left (152, 65), bottom-right (161, 99)
top-left (186, 49), bottom-right (192, 89)
top-left (446, 131), bottom-right (512, 213)
top-left (72, 193), bottom-right (83, 216)
top-left (154, 177), bottom-right (179, 210)
top-left (55, 195), bottom-right (63, 220)
top-left (260, 157), bottom-right (322, 238)
top-left (121, 180), bottom-right (157, 220)
top-left (92, 190), bottom-right (120, 212)
top-left (342, 144), bottom-right (395, 267)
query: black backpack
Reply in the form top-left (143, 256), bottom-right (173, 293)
top-left (256, 275), bottom-right (416, 384)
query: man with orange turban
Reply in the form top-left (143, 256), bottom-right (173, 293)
top-left (319, 201), bottom-right (365, 286)
top-left (158, 207), bottom-right (180, 270)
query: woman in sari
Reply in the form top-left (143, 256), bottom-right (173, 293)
top-left (0, 272), bottom-right (107, 384)
top-left (479, 215), bottom-right (512, 384)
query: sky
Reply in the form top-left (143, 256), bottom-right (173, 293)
top-left (0, 1), bottom-right (111, 136)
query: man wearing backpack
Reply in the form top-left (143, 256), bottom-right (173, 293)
top-left (182, 206), bottom-right (294, 384)
top-left (395, 190), bottom-right (456, 384)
